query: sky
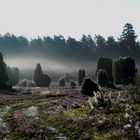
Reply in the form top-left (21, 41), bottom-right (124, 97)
top-left (0, 0), bottom-right (140, 40)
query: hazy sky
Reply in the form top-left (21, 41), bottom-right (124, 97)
top-left (0, 0), bottom-right (139, 40)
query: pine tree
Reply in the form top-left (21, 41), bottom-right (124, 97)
top-left (0, 52), bottom-right (9, 87)
top-left (119, 23), bottom-right (137, 50)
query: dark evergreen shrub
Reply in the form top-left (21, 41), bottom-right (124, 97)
top-left (97, 57), bottom-right (113, 83)
top-left (113, 57), bottom-right (136, 85)
top-left (113, 59), bottom-right (121, 84)
top-left (78, 69), bottom-right (82, 85)
top-left (38, 74), bottom-right (51, 87)
top-left (70, 80), bottom-right (77, 88)
top-left (0, 52), bottom-right (9, 88)
top-left (59, 78), bottom-right (66, 87)
top-left (33, 63), bottom-right (51, 87)
top-left (78, 69), bottom-right (86, 86)
top-left (98, 70), bottom-right (109, 87)
top-left (81, 78), bottom-right (99, 96)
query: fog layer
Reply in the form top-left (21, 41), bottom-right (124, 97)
top-left (5, 56), bottom-right (97, 80)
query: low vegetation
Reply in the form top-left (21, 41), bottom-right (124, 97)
top-left (0, 86), bottom-right (139, 139)
top-left (0, 52), bottom-right (139, 139)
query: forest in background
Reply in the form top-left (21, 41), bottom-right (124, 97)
top-left (0, 23), bottom-right (140, 63)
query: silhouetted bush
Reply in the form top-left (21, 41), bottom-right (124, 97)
top-left (38, 74), bottom-right (51, 87)
top-left (81, 78), bottom-right (99, 96)
top-left (113, 57), bottom-right (136, 85)
top-left (97, 57), bottom-right (113, 83)
top-left (59, 78), bottom-right (66, 87)
top-left (70, 80), bottom-right (77, 88)
top-left (33, 63), bottom-right (51, 87)
top-left (0, 52), bottom-right (9, 88)
top-left (78, 69), bottom-right (86, 86)
top-left (98, 70), bottom-right (109, 87)
top-left (7, 66), bottom-right (20, 86)
top-left (113, 59), bottom-right (120, 84)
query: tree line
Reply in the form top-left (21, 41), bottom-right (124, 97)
top-left (0, 23), bottom-right (140, 61)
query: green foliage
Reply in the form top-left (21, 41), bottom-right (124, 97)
top-left (36, 74), bottom-right (51, 87)
top-left (113, 57), bottom-right (136, 84)
top-left (33, 63), bottom-right (51, 87)
top-left (81, 78), bottom-right (99, 96)
top-left (34, 63), bottom-right (43, 76)
top-left (78, 69), bottom-right (86, 86)
top-left (95, 35), bottom-right (106, 47)
top-left (98, 70), bottom-right (109, 87)
top-left (113, 59), bottom-right (121, 84)
top-left (59, 78), bottom-right (66, 87)
top-left (70, 80), bottom-right (77, 88)
top-left (97, 57), bottom-right (113, 83)
top-left (0, 52), bottom-right (9, 87)
top-left (106, 36), bottom-right (117, 47)
top-left (81, 35), bottom-right (96, 48)
top-left (119, 23), bottom-right (137, 50)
